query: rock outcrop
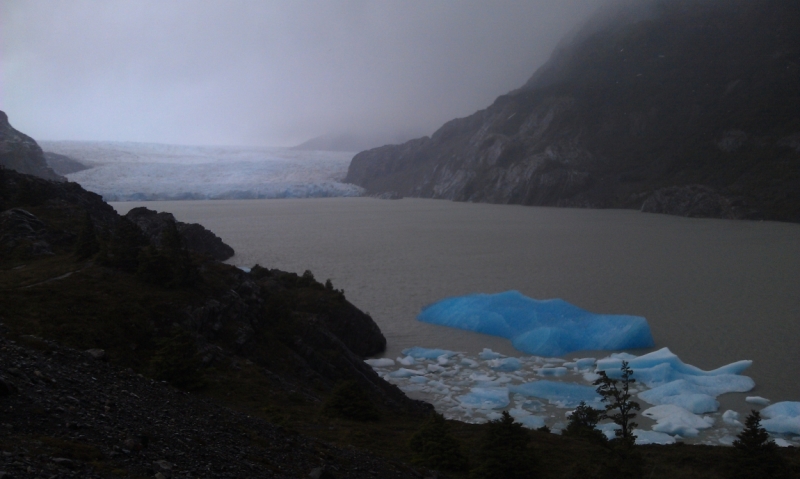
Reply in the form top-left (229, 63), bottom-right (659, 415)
top-left (346, 0), bottom-right (800, 222)
top-left (640, 185), bottom-right (747, 219)
top-left (43, 151), bottom-right (91, 175)
top-left (125, 206), bottom-right (235, 261)
top-left (0, 111), bottom-right (64, 181)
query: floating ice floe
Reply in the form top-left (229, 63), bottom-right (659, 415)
top-left (402, 346), bottom-right (457, 359)
top-left (365, 358), bottom-right (395, 368)
top-left (722, 410), bottom-right (743, 426)
top-left (761, 402), bottom-right (800, 436)
top-left (642, 405), bottom-right (715, 437)
top-left (745, 396), bottom-right (771, 406)
top-left (368, 344), bottom-right (778, 445)
top-left (595, 348), bottom-right (754, 414)
top-left (457, 387), bottom-right (510, 410)
top-left (417, 291), bottom-right (654, 356)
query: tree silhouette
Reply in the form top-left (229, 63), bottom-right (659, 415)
top-left (730, 410), bottom-right (786, 479)
top-left (594, 360), bottom-right (640, 446)
top-left (471, 411), bottom-right (537, 479)
top-left (564, 400), bottom-right (606, 443)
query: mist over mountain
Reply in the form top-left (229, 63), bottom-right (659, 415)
top-left (292, 131), bottom-right (417, 153)
top-left (346, 0), bottom-right (800, 222)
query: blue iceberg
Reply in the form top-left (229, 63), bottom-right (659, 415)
top-left (418, 291), bottom-right (654, 356)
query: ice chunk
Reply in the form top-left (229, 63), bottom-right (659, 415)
top-left (418, 291), bottom-right (654, 356)
top-left (478, 348), bottom-right (504, 360)
top-left (638, 380), bottom-right (721, 414)
top-left (722, 410), bottom-right (743, 426)
top-left (633, 429), bottom-right (676, 445)
top-left (402, 347), bottom-right (457, 359)
top-left (487, 357), bottom-right (521, 372)
top-left (510, 380), bottom-right (601, 408)
top-left (745, 396), bottom-right (771, 406)
top-left (571, 358), bottom-right (597, 370)
top-left (365, 358), bottom-right (395, 368)
top-left (409, 376), bottom-right (428, 384)
top-left (457, 387), bottom-right (510, 410)
top-left (760, 402), bottom-right (800, 436)
top-left (461, 358), bottom-right (480, 368)
top-left (388, 368), bottom-right (426, 378)
top-left (642, 405), bottom-right (715, 437)
top-left (537, 367), bottom-right (568, 377)
top-left (397, 356), bottom-right (416, 366)
top-left (507, 407), bottom-right (548, 429)
top-left (596, 348), bottom-right (752, 387)
top-left (762, 402), bottom-right (800, 418)
top-left (597, 423), bottom-right (621, 440)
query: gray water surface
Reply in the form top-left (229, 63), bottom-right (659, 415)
top-left (112, 198), bottom-right (800, 404)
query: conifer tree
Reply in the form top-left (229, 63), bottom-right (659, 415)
top-left (594, 360), bottom-right (640, 445)
top-left (730, 410), bottom-right (786, 479)
top-left (564, 401), bottom-right (606, 443)
top-left (471, 411), bottom-right (537, 479)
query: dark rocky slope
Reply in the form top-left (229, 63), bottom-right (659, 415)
top-left (346, 0), bottom-right (800, 221)
top-left (0, 332), bottom-right (426, 478)
top-left (0, 111), bottom-right (63, 182)
top-left (43, 151), bottom-right (91, 175)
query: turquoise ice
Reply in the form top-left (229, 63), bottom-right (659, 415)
top-left (418, 290), bottom-right (654, 356)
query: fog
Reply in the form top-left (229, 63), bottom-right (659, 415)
top-left (1, 1), bottom-right (601, 148)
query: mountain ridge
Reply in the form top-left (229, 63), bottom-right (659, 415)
top-left (345, 0), bottom-right (800, 222)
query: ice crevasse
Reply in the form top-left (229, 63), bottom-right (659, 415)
top-left (417, 290), bottom-right (654, 356)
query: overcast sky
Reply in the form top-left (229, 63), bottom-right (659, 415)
top-left (1, 1), bottom-right (601, 147)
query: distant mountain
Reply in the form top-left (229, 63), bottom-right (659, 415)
top-left (293, 132), bottom-right (415, 153)
top-left (346, 0), bottom-right (800, 222)
top-left (0, 111), bottom-right (64, 181)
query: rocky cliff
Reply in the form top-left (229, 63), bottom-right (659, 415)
top-left (0, 111), bottom-right (64, 181)
top-left (346, 0), bottom-right (800, 221)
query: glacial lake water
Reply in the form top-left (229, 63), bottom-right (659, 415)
top-left (112, 198), bottom-right (800, 408)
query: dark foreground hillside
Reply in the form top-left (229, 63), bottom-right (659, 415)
top-left (346, 0), bottom-right (800, 222)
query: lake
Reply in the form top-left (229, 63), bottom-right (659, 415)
top-left (112, 198), bottom-right (800, 407)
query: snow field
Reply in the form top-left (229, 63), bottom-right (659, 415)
top-left (365, 346), bottom-right (800, 446)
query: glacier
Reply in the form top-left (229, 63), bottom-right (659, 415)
top-left (364, 346), bottom-right (794, 446)
top-left (417, 290), bottom-right (654, 356)
top-left (40, 141), bottom-right (364, 202)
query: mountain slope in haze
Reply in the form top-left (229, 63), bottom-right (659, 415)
top-left (346, 0), bottom-right (800, 221)
top-left (0, 111), bottom-right (64, 181)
